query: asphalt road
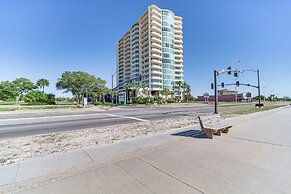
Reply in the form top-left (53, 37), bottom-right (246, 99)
top-left (0, 104), bottom-right (253, 139)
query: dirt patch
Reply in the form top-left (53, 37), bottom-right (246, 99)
top-left (0, 114), bottom-right (221, 166)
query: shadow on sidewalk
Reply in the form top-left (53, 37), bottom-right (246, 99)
top-left (171, 129), bottom-right (208, 139)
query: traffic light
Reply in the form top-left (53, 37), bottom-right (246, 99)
top-left (211, 83), bottom-right (214, 89)
top-left (139, 74), bottom-right (142, 81)
top-left (236, 81), bottom-right (240, 87)
top-left (221, 82), bottom-right (224, 88)
top-left (227, 66), bottom-right (232, 75)
top-left (234, 72), bottom-right (238, 77)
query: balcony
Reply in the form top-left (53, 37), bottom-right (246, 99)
top-left (175, 53), bottom-right (183, 58)
top-left (174, 20), bottom-right (183, 26)
top-left (150, 8), bottom-right (161, 17)
top-left (142, 50), bottom-right (149, 57)
top-left (141, 29), bottom-right (148, 39)
top-left (151, 36), bottom-right (162, 44)
top-left (141, 41), bottom-right (149, 50)
top-left (175, 68), bottom-right (183, 72)
top-left (151, 81), bottom-right (162, 85)
top-left (140, 13), bottom-right (148, 22)
top-left (151, 58), bottom-right (162, 64)
top-left (140, 18), bottom-right (149, 29)
top-left (151, 31), bottom-right (161, 38)
top-left (151, 42), bottom-right (162, 48)
top-left (174, 25), bottom-right (182, 31)
top-left (151, 53), bottom-right (162, 59)
top-left (174, 44), bottom-right (183, 49)
top-left (175, 58), bottom-right (183, 63)
top-left (174, 38), bottom-right (183, 44)
top-left (151, 20), bottom-right (161, 28)
top-left (151, 14), bottom-right (161, 22)
top-left (151, 63), bottom-right (162, 70)
top-left (174, 34), bottom-right (183, 39)
top-left (151, 25), bottom-right (161, 33)
top-left (151, 47), bottom-right (162, 54)
top-left (151, 74), bottom-right (162, 79)
top-left (151, 69), bottom-right (162, 74)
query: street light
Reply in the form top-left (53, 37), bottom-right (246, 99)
top-left (213, 68), bottom-right (241, 114)
top-left (241, 69), bottom-right (262, 106)
top-left (111, 71), bottom-right (117, 107)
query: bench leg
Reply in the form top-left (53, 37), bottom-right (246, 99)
top-left (222, 127), bottom-right (231, 133)
top-left (214, 130), bottom-right (221, 136)
top-left (205, 131), bottom-right (213, 139)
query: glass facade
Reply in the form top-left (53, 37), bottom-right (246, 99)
top-left (161, 10), bottom-right (175, 90)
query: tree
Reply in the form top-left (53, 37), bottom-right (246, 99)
top-left (182, 82), bottom-right (191, 102)
top-left (123, 83), bottom-right (130, 103)
top-left (161, 88), bottom-right (171, 102)
top-left (129, 82), bottom-right (139, 99)
top-left (0, 81), bottom-right (14, 101)
top-left (36, 78), bottom-right (50, 93)
top-left (89, 77), bottom-right (108, 102)
top-left (56, 71), bottom-right (106, 106)
top-left (176, 81), bottom-right (183, 101)
top-left (24, 90), bottom-right (55, 105)
top-left (11, 78), bottom-right (35, 104)
top-left (139, 83), bottom-right (147, 96)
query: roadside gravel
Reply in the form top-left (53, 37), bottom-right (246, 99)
top-left (0, 114), bottom-right (221, 166)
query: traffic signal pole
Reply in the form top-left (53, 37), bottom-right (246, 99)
top-left (214, 70), bottom-right (218, 114)
top-left (257, 69), bottom-right (261, 105)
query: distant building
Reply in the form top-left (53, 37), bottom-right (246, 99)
top-left (198, 90), bottom-right (252, 102)
top-left (116, 5), bottom-right (183, 97)
top-left (218, 89), bottom-right (237, 95)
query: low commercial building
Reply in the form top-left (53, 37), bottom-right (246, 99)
top-left (198, 90), bottom-right (252, 102)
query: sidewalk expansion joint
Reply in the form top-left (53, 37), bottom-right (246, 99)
top-left (227, 136), bottom-right (291, 148)
top-left (117, 164), bottom-right (155, 193)
top-left (81, 148), bottom-right (95, 163)
top-left (137, 157), bottom-right (206, 194)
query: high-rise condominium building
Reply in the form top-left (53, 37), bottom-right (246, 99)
top-left (116, 5), bottom-right (183, 96)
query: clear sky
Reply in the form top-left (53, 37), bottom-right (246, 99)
top-left (0, 0), bottom-right (290, 97)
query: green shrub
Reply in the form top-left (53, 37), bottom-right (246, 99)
top-left (132, 96), bottom-right (164, 105)
top-left (167, 98), bottom-right (177, 103)
top-left (24, 91), bottom-right (55, 105)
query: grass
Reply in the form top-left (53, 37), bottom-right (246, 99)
top-left (221, 105), bottom-right (286, 118)
top-left (0, 105), bottom-right (79, 111)
top-left (218, 102), bottom-right (253, 107)
top-left (55, 101), bottom-right (76, 105)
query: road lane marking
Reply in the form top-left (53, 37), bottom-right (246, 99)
top-left (104, 114), bottom-right (149, 122)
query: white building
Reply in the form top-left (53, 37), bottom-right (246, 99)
top-left (116, 5), bottom-right (183, 97)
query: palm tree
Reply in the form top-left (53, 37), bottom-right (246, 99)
top-left (36, 78), bottom-right (49, 93)
top-left (176, 81), bottom-right (183, 102)
top-left (182, 82), bottom-right (191, 102)
top-left (123, 83), bottom-right (130, 103)
top-left (161, 88), bottom-right (170, 102)
top-left (139, 83), bottom-right (147, 96)
top-left (129, 82), bottom-right (139, 98)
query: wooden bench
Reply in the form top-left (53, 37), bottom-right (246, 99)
top-left (198, 116), bottom-right (232, 139)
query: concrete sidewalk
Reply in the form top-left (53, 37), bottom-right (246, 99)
top-left (1, 106), bottom-right (291, 193)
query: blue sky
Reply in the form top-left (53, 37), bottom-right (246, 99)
top-left (0, 0), bottom-right (290, 97)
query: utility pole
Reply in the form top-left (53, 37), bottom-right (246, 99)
top-left (214, 70), bottom-right (218, 114)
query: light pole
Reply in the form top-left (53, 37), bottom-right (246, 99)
top-left (111, 71), bottom-right (117, 107)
